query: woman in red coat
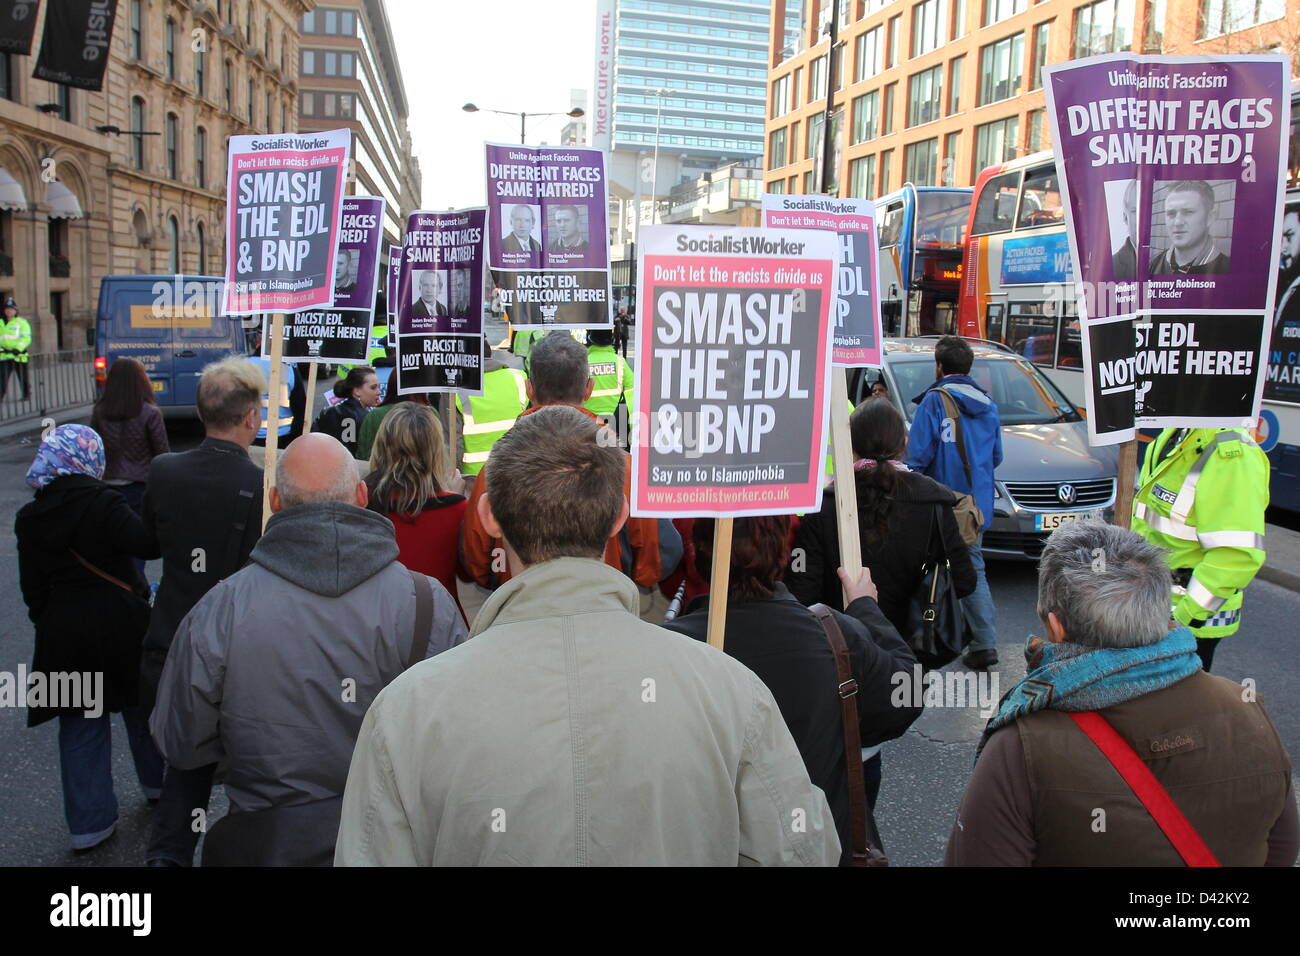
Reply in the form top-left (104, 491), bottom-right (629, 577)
top-left (364, 403), bottom-right (467, 619)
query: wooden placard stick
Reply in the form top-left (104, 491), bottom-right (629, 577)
top-left (829, 371), bottom-right (862, 606)
top-left (442, 391), bottom-right (459, 475)
top-left (706, 517), bottom-right (734, 650)
top-left (261, 311), bottom-right (286, 531)
top-left (1113, 438), bottom-right (1138, 528)
top-left (303, 361), bottom-right (319, 433)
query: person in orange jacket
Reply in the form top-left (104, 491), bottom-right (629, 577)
top-left (460, 333), bottom-right (681, 617)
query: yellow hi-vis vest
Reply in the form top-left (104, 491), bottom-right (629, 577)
top-left (1, 314), bottom-right (32, 362)
top-left (1132, 427), bottom-right (1269, 639)
top-left (455, 366), bottom-right (528, 475)
top-left (583, 345), bottom-right (633, 419)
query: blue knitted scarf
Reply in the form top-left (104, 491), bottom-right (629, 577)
top-left (976, 627), bottom-right (1201, 760)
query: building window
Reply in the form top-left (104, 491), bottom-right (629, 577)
top-left (855, 26), bottom-right (881, 83)
top-left (852, 90), bottom-right (879, 143)
top-left (974, 115), bottom-right (1019, 172)
top-left (886, 15), bottom-right (900, 69)
top-left (1029, 21), bottom-right (1050, 90)
top-left (1144, 0), bottom-right (1167, 51)
top-left (1074, 0), bottom-right (1136, 57)
top-left (1027, 108), bottom-right (1048, 153)
top-left (943, 131), bottom-right (960, 185)
top-left (196, 127), bottom-right (207, 189)
top-left (792, 67), bottom-right (802, 109)
top-left (165, 18), bottom-right (176, 80)
top-left (166, 113), bottom-right (178, 179)
top-left (880, 149), bottom-right (893, 194)
top-left (808, 112), bottom-right (825, 162)
top-left (769, 179), bottom-right (786, 195)
top-left (983, 0), bottom-right (1028, 27)
top-left (266, 92), bottom-right (272, 129)
top-left (224, 60), bottom-right (233, 111)
top-left (912, 0), bottom-right (947, 58)
top-left (907, 65), bottom-right (942, 128)
top-left (881, 83), bottom-right (896, 135)
top-left (197, 222), bottom-right (207, 275)
top-left (1199, 0), bottom-right (1283, 39)
top-left (0, 51), bottom-right (12, 102)
top-left (810, 55), bottom-right (826, 101)
top-left (54, 84), bottom-right (71, 122)
top-left (245, 0), bottom-right (253, 43)
top-left (849, 154), bottom-right (876, 199)
top-left (905, 138), bottom-right (939, 186)
top-left (196, 47), bottom-right (207, 97)
top-left (952, 0), bottom-right (968, 37)
top-left (131, 97), bottom-right (146, 169)
top-left (771, 74), bottom-right (790, 118)
top-left (248, 78), bottom-right (255, 123)
top-left (769, 128), bottom-right (789, 168)
top-left (168, 216), bottom-right (180, 274)
top-left (281, 103), bottom-right (287, 132)
top-left (130, 0), bottom-right (143, 59)
top-left (979, 33), bottom-right (1024, 105)
top-left (948, 55), bottom-right (964, 114)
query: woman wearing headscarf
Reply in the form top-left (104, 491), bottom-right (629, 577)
top-left (14, 425), bottom-right (163, 852)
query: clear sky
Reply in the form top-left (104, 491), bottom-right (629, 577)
top-left (387, 0), bottom-right (597, 212)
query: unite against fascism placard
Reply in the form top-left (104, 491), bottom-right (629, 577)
top-left (268, 196), bottom-right (385, 364)
top-left (762, 194), bottom-right (882, 367)
top-left (222, 129), bottom-right (351, 315)
top-left (630, 226), bottom-right (839, 518)
top-left (485, 143), bottom-right (611, 329)
top-left (394, 208), bottom-right (486, 395)
top-left (1044, 54), bottom-right (1290, 443)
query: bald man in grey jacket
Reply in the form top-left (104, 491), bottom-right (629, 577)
top-left (151, 434), bottom-right (466, 864)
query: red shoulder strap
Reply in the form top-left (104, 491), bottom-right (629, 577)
top-left (1068, 711), bottom-right (1220, 867)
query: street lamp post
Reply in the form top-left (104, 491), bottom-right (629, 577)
top-left (647, 87), bottom-right (685, 226)
top-left (462, 103), bottom-right (585, 146)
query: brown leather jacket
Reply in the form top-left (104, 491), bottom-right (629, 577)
top-left (946, 669), bottom-right (1297, 866)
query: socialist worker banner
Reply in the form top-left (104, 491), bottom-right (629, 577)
top-left (222, 129), bottom-right (351, 316)
top-left (485, 142), bottom-right (611, 329)
top-left (1044, 54), bottom-right (1290, 443)
top-left (762, 193), bottom-right (881, 366)
top-left (394, 208), bottom-right (486, 395)
top-left (630, 225), bottom-right (839, 518)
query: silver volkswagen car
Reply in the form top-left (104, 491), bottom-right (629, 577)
top-left (850, 338), bottom-right (1120, 560)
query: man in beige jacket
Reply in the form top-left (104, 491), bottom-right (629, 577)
top-left (336, 405), bottom-right (840, 866)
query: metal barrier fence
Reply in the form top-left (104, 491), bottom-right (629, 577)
top-left (0, 349), bottom-right (96, 425)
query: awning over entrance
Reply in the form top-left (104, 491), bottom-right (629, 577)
top-left (46, 180), bottom-right (83, 220)
top-left (0, 168), bottom-right (27, 211)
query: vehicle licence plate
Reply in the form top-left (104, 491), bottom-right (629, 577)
top-left (1036, 511), bottom-right (1081, 531)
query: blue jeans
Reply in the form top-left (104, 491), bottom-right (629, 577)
top-left (57, 707), bottom-right (164, 848)
top-left (961, 532), bottom-right (998, 651)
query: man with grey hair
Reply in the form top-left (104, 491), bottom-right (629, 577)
top-left (151, 433), bottom-right (466, 865)
top-left (461, 331), bottom-right (681, 619)
top-left (141, 356), bottom-right (267, 866)
top-left (946, 521), bottom-right (1296, 866)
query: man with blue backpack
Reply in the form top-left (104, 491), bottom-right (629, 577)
top-left (906, 336), bottom-right (1003, 671)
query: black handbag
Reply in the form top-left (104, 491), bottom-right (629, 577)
top-left (904, 505), bottom-right (965, 670)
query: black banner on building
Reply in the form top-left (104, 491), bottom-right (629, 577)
top-left (0, 1), bottom-right (40, 55)
top-left (32, 0), bottom-right (117, 91)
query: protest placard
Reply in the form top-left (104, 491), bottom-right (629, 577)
top-left (1265, 191), bottom-right (1300, 405)
top-left (485, 143), bottom-right (612, 329)
top-left (762, 195), bottom-right (881, 367)
top-left (267, 196), bottom-right (385, 364)
top-left (394, 208), bottom-right (486, 395)
top-left (630, 225), bottom-right (839, 520)
top-left (1044, 54), bottom-right (1290, 444)
top-left (222, 129), bottom-right (351, 316)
